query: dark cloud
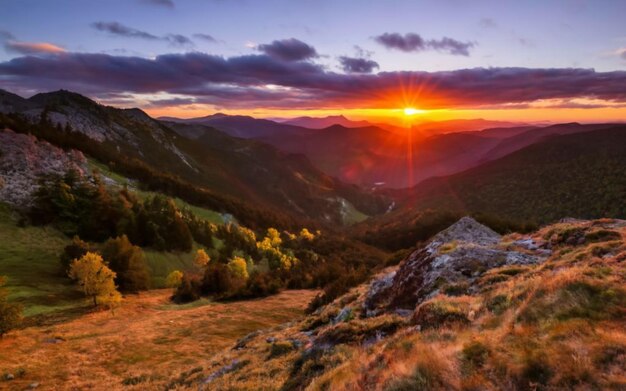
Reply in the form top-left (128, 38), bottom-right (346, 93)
top-left (0, 30), bottom-right (15, 41)
top-left (338, 56), bottom-right (379, 74)
top-left (92, 22), bottom-right (193, 47)
top-left (140, 0), bottom-right (174, 8)
top-left (92, 22), bottom-right (159, 40)
top-left (257, 38), bottom-right (318, 62)
top-left (165, 34), bottom-right (193, 47)
top-left (374, 33), bottom-right (425, 52)
top-left (194, 33), bottom-right (217, 43)
top-left (374, 32), bottom-right (475, 56)
top-left (1, 51), bottom-right (625, 110)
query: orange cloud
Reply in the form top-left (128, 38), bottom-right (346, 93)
top-left (5, 41), bottom-right (66, 55)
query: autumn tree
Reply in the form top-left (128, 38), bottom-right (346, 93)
top-left (0, 276), bottom-right (22, 338)
top-left (228, 256), bottom-right (249, 280)
top-left (193, 249), bottom-right (210, 269)
top-left (101, 235), bottom-right (150, 292)
top-left (166, 270), bottom-right (183, 288)
top-left (68, 252), bottom-right (122, 308)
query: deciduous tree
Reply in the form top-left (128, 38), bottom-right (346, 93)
top-left (68, 252), bottom-right (121, 308)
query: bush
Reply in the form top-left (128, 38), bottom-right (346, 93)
top-left (412, 298), bottom-right (471, 329)
top-left (101, 235), bottom-right (150, 292)
top-left (59, 235), bottom-right (91, 275)
top-left (268, 341), bottom-right (296, 359)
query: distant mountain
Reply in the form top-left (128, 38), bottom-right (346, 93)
top-left (410, 118), bottom-right (522, 137)
top-left (159, 113), bottom-right (309, 139)
top-left (252, 124), bottom-right (508, 188)
top-left (0, 89), bottom-right (389, 225)
top-left (356, 126), bottom-right (626, 249)
top-left (282, 115), bottom-right (374, 129)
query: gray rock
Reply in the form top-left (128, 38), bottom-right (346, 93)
top-left (28, 382), bottom-right (39, 389)
top-left (365, 217), bottom-right (548, 312)
top-left (332, 307), bottom-right (352, 324)
top-left (4, 373), bottom-right (14, 380)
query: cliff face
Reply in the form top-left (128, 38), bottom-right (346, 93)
top-left (0, 128), bottom-right (87, 207)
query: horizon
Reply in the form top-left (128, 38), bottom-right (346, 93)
top-left (1, 0), bottom-right (625, 124)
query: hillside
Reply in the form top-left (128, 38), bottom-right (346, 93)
top-left (134, 217), bottom-right (626, 390)
top-left (0, 89), bottom-right (388, 226)
top-left (355, 127), bottom-right (626, 250)
top-left (0, 289), bottom-right (317, 390)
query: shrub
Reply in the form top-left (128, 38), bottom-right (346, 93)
top-left (165, 270), bottom-right (183, 288)
top-left (268, 341), bottom-right (296, 359)
top-left (461, 340), bottom-right (490, 370)
top-left (59, 235), bottom-right (91, 275)
top-left (413, 298), bottom-right (471, 329)
top-left (101, 235), bottom-right (150, 292)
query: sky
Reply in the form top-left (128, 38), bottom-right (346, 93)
top-left (0, 0), bottom-right (625, 123)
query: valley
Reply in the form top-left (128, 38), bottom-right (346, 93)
top-left (1, 3), bottom-right (626, 388)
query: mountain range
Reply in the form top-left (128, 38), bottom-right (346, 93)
top-left (2, 88), bottom-right (624, 234)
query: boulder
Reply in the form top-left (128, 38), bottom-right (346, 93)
top-left (364, 217), bottom-right (548, 313)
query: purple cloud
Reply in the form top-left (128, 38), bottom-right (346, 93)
top-left (140, 0), bottom-right (174, 8)
top-left (92, 22), bottom-right (160, 40)
top-left (1, 52), bottom-right (625, 110)
top-left (194, 33), bottom-right (217, 43)
top-left (338, 56), bottom-right (379, 74)
top-left (92, 22), bottom-right (194, 47)
top-left (257, 38), bottom-right (318, 62)
top-left (374, 32), bottom-right (475, 56)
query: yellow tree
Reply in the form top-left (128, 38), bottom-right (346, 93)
top-left (228, 256), bottom-right (249, 280)
top-left (68, 252), bottom-right (121, 308)
top-left (166, 270), bottom-right (184, 288)
top-left (299, 228), bottom-right (316, 241)
top-left (193, 249), bottom-right (210, 269)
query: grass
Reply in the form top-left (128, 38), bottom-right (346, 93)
top-left (89, 158), bottom-right (226, 225)
top-left (341, 199), bottom-right (369, 225)
top-left (198, 218), bottom-right (626, 391)
top-left (0, 203), bottom-right (85, 317)
top-left (0, 289), bottom-right (317, 390)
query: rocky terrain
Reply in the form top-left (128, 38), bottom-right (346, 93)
top-left (177, 217), bottom-right (626, 390)
top-left (0, 129), bottom-right (87, 208)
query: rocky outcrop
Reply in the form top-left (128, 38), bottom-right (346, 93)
top-left (365, 217), bottom-right (549, 313)
top-left (0, 129), bottom-right (87, 207)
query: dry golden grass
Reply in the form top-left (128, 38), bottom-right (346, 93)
top-left (0, 289), bottom-right (317, 390)
top-left (196, 220), bottom-right (626, 391)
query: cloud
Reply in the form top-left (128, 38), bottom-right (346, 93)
top-left (479, 18), bottom-right (497, 28)
top-left (0, 30), bottom-right (15, 41)
top-left (140, 0), bottom-right (174, 8)
top-left (92, 21), bottom-right (159, 40)
top-left (92, 21), bottom-right (194, 47)
top-left (194, 33), bottom-right (217, 43)
top-left (4, 41), bottom-right (66, 55)
top-left (257, 38), bottom-right (317, 61)
top-left (374, 32), bottom-right (475, 56)
top-left (165, 34), bottom-right (193, 47)
top-left (1, 51), bottom-right (625, 111)
top-left (338, 56), bottom-right (379, 74)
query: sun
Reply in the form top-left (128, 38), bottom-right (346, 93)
top-left (403, 107), bottom-right (422, 116)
